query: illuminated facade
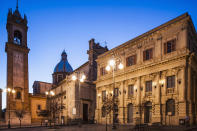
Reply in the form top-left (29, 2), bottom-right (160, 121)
top-left (95, 13), bottom-right (197, 126)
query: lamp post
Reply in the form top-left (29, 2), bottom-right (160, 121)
top-left (45, 90), bottom-right (55, 126)
top-left (72, 72), bottom-right (86, 125)
top-left (106, 58), bottom-right (124, 129)
top-left (4, 88), bottom-right (16, 128)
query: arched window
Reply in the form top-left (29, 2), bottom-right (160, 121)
top-left (16, 91), bottom-right (21, 99)
top-left (166, 99), bottom-right (175, 116)
top-left (14, 30), bottom-right (22, 45)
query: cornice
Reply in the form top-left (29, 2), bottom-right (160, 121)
top-left (98, 13), bottom-right (190, 59)
top-left (5, 42), bottom-right (30, 53)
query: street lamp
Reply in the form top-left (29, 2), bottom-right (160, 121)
top-left (72, 72), bottom-right (86, 125)
top-left (4, 88), bottom-right (16, 128)
top-left (106, 58), bottom-right (124, 129)
top-left (45, 90), bottom-right (55, 126)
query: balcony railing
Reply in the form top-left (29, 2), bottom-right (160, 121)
top-left (167, 88), bottom-right (175, 94)
top-left (128, 94), bottom-right (134, 99)
top-left (145, 92), bottom-right (152, 97)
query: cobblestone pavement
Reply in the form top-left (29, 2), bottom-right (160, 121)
top-left (1, 124), bottom-right (197, 131)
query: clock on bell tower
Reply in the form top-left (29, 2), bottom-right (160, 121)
top-left (5, 2), bottom-right (31, 125)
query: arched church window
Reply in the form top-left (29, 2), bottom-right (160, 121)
top-left (166, 99), bottom-right (175, 116)
top-left (16, 91), bottom-right (21, 99)
top-left (14, 30), bottom-right (22, 45)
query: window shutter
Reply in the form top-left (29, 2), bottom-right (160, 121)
top-left (150, 48), bottom-right (153, 59)
top-left (164, 43), bottom-right (167, 54)
top-left (143, 51), bottom-right (146, 61)
top-left (172, 40), bottom-right (176, 51)
top-left (134, 55), bottom-right (137, 64)
top-left (172, 76), bottom-right (175, 88)
top-left (126, 57), bottom-right (128, 67)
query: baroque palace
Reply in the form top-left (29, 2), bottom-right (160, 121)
top-left (2, 1), bottom-right (197, 127)
top-left (95, 13), bottom-right (197, 126)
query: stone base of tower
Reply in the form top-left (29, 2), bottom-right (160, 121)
top-left (5, 110), bottom-right (31, 126)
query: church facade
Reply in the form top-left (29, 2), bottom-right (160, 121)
top-left (95, 13), bottom-right (197, 126)
top-left (49, 39), bottom-right (108, 124)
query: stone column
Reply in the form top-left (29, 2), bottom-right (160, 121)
top-left (95, 88), bottom-right (101, 124)
top-left (177, 67), bottom-right (186, 122)
top-left (119, 81), bottom-right (125, 124)
top-left (180, 67), bottom-right (186, 102)
top-left (188, 63), bottom-right (193, 125)
top-left (153, 73), bottom-right (161, 123)
top-left (134, 77), bottom-right (141, 124)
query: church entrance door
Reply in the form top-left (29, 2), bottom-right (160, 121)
top-left (83, 104), bottom-right (88, 122)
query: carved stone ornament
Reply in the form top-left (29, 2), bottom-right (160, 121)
top-left (137, 43), bottom-right (142, 49)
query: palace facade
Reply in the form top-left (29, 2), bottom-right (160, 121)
top-left (95, 13), bottom-right (197, 126)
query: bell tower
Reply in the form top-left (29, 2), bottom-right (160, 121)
top-left (5, 1), bottom-right (31, 125)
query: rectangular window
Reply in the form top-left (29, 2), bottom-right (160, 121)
top-left (114, 88), bottom-right (119, 97)
top-left (164, 39), bottom-right (176, 54)
top-left (128, 85), bottom-right (134, 96)
top-left (167, 75), bottom-right (175, 88)
top-left (16, 91), bottom-right (21, 99)
top-left (102, 90), bottom-right (106, 102)
top-left (143, 48), bottom-right (153, 61)
top-left (145, 81), bottom-right (152, 92)
top-left (100, 67), bottom-right (106, 76)
top-left (37, 105), bottom-right (41, 110)
top-left (126, 55), bottom-right (136, 67)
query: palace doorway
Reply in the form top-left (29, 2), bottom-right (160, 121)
top-left (127, 103), bottom-right (133, 123)
top-left (144, 102), bottom-right (152, 123)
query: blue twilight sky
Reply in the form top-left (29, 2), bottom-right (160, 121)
top-left (0, 0), bottom-right (197, 109)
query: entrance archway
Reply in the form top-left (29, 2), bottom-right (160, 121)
top-left (144, 101), bottom-right (152, 123)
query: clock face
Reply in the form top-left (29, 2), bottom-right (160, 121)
top-left (13, 51), bottom-right (24, 88)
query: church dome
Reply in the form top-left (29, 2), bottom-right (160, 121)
top-left (53, 50), bottom-right (73, 73)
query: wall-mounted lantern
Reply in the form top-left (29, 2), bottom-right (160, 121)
top-left (159, 80), bottom-right (165, 87)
